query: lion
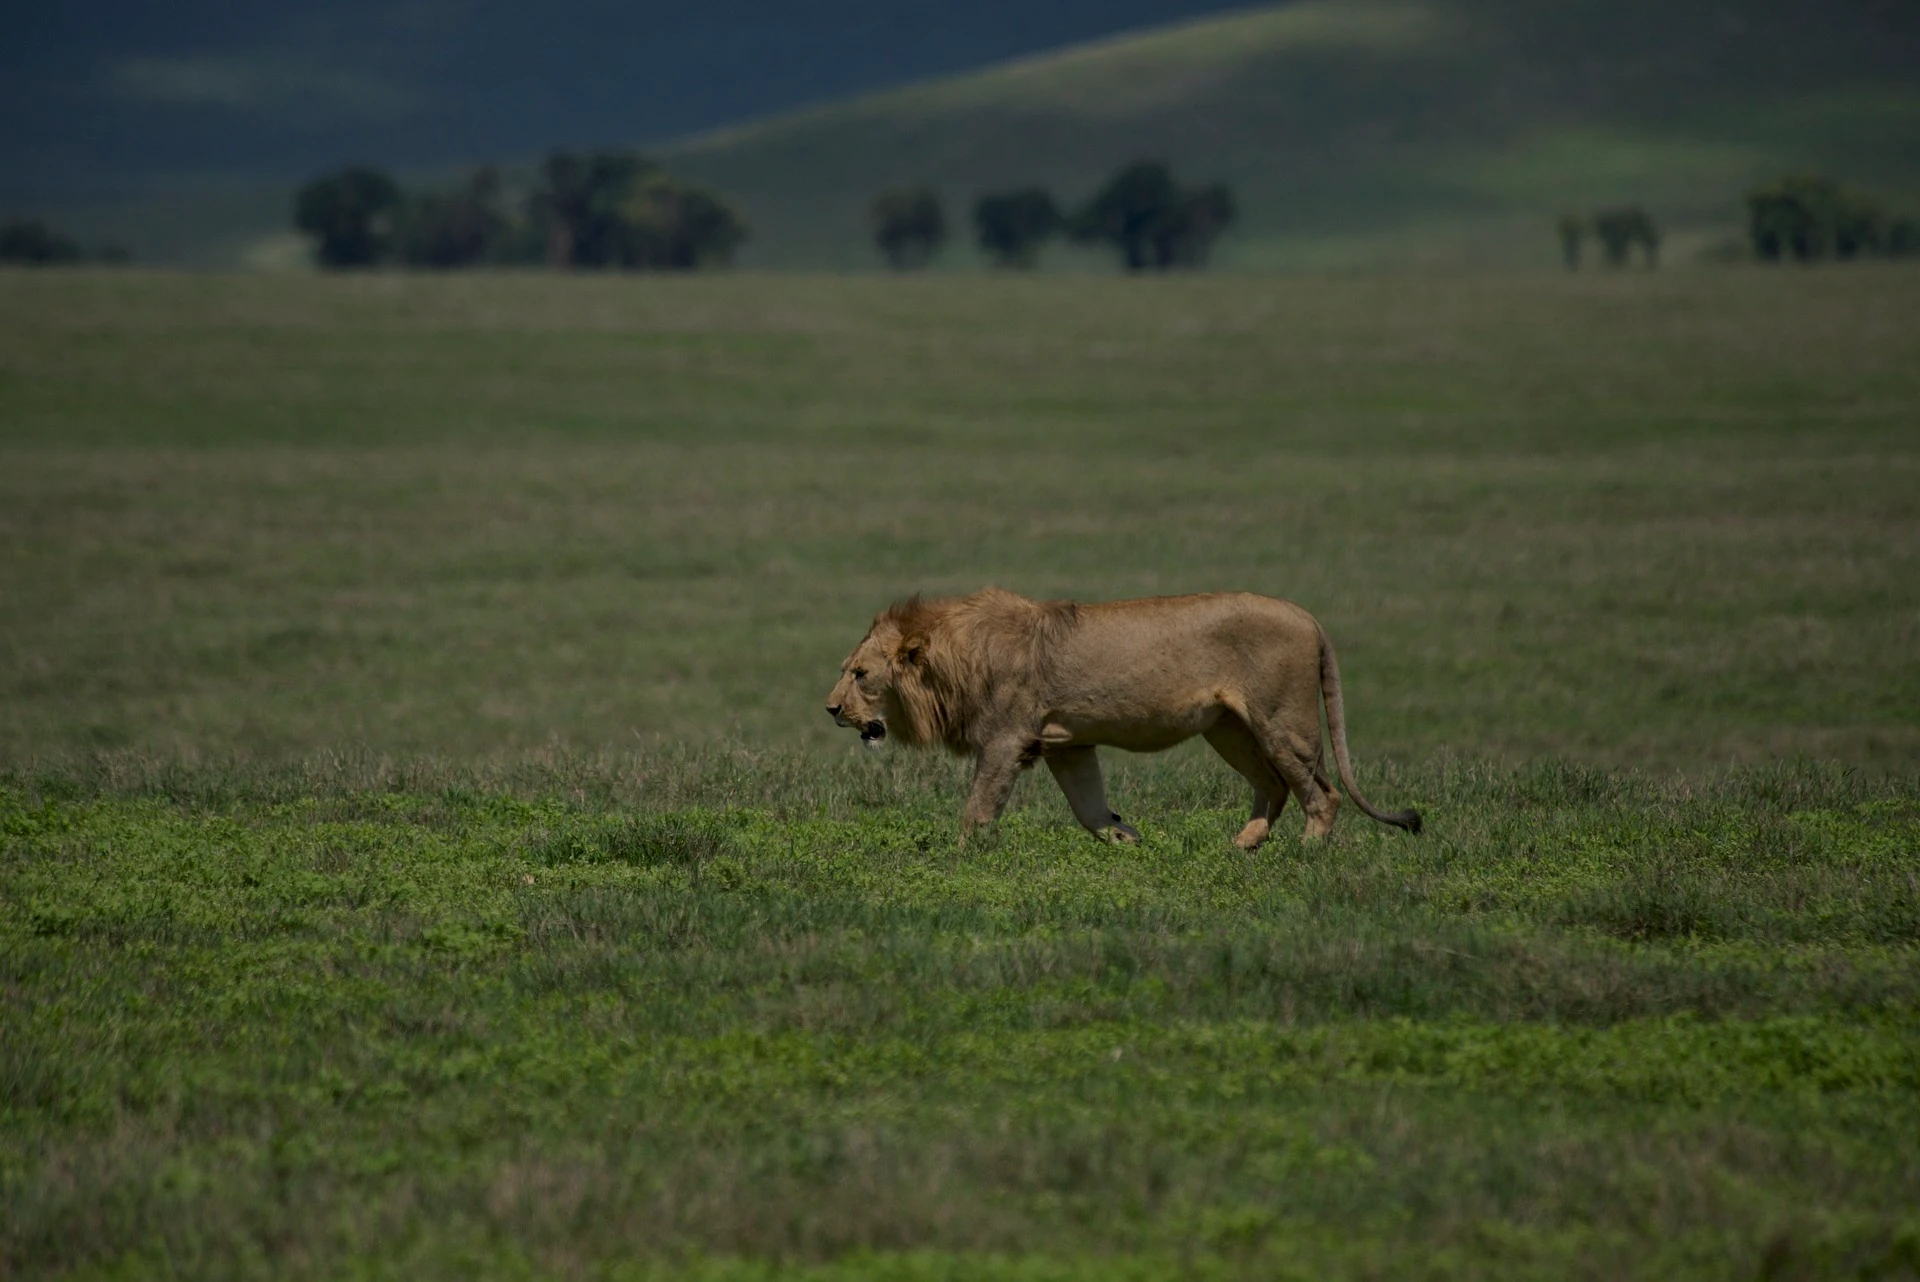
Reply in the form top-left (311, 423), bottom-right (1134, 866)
top-left (824, 588), bottom-right (1421, 846)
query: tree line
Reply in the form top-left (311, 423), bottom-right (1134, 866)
top-left (1742, 175), bottom-right (1918, 262)
top-left (294, 152), bottom-right (747, 270)
top-left (872, 161), bottom-right (1236, 272)
top-left (0, 220), bottom-right (130, 266)
top-left (1556, 175), bottom-right (1919, 269)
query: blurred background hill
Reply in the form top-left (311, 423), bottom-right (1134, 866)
top-left (670, 0), bottom-right (1920, 269)
top-left (5, 0), bottom-right (1917, 269)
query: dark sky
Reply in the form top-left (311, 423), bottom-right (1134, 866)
top-left (3, 1), bottom-right (1258, 192)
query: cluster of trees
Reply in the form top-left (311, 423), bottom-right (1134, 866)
top-left (294, 152), bottom-right (747, 270)
top-left (1743, 176), bottom-right (1918, 262)
top-left (1558, 178), bottom-right (1919, 270)
top-left (871, 161), bottom-right (1236, 272)
top-left (529, 152), bottom-right (747, 270)
top-left (1556, 206), bottom-right (1661, 270)
top-left (870, 187), bottom-right (949, 269)
top-left (0, 220), bottom-right (129, 266)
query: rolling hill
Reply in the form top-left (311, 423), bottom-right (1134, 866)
top-left (664, 0), bottom-right (1920, 269)
top-left (18, 0), bottom-right (1920, 270)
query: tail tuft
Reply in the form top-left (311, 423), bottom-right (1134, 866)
top-left (1396, 809), bottom-right (1423, 836)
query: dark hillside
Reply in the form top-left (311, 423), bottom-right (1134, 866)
top-left (664, 0), bottom-right (1920, 268)
top-left (9, 0), bottom-right (1917, 267)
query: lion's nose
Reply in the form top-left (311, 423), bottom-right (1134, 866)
top-left (826, 705), bottom-right (842, 719)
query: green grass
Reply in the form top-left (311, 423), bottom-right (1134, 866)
top-left (2, 265), bottom-right (1918, 1277)
top-left (5, 763), bottom-right (1920, 1279)
top-left (2, 267), bottom-right (1916, 765)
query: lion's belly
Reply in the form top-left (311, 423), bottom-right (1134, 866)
top-left (1048, 697), bottom-right (1225, 754)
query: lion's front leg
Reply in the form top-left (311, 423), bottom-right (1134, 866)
top-left (961, 739), bottom-right (1028, 838)
top-left (1044, 746), bottom-right (1140, 843)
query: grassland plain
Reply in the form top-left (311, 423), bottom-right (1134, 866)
top-left (2, 266), bottom-right (1919, 1278)
top-left (2, 267), bottom-right (1917, 766)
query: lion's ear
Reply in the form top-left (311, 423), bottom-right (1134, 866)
top-left (897, 635), bottom-right (927, 667)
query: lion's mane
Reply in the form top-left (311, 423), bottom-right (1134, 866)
top-left (880, 588), bottom-right (1078, 751)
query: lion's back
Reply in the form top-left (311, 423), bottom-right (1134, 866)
top-left (1048, 592), bottom-right (1322, 720)
top-left (1071, 592), bottom-right (1318, 660)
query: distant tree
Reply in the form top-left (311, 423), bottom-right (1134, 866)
top-left (1591, 206), bottom-right (1659, 268)
top-left (1743, 176), bottom-right (1887, 262)
top-left (1068, 161), bottom-right (1180, 271)
top-left (294, 166), bottom-right (402, 268)
top-left (534, 152), bottom-right (592, 268)
top-left (676, 187), bottom-right (749, 267)
top-left (872, 187), bottom-right (947, 269)
top-left (974, 188), bottom-right (1060, 269)
top-left (1068, 161), bottom-right (1236, 271)
top-left (530, 151), bottom-right (745, 270)
top-left (398, 167), bottom-right (509, 268)
top-left (1747, 177), bottom-right (1818, 261)
top-left (573, 151), bottom-right (654, 267)
top-left (606, 176), bottom-right (748, 268)
top-left (532, 150), bottom-right (650, 268)
top-left (1556, 213), bottom-right (1586, 270)
top-left (0, 219), bottom-right (85, 265)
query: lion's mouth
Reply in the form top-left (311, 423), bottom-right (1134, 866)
top-left (860, 720), bottom-right (886, 744)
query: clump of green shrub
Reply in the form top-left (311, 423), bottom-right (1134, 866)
top-left (523, 811), bottom-right (739, 869)
top-left (1557, 867), bottom-right (1740, 941)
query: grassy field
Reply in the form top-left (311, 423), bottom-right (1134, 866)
top-left (4, 267), bottom-right (1917, 767)
top-left (3, 265), bottom-right (1919, 1278)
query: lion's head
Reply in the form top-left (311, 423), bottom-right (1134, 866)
top-left (825, 590), bottom-right (1076, 753)
top-left (823, 612), bottom-right (913, 749)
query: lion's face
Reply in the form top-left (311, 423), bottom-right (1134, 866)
top-left (825, 622), bottom-right (903, 748)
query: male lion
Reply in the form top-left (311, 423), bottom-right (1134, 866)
top-left (825, 588), bottom-right (1421, 846)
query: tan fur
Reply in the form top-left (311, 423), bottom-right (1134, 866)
top-left (825, 588), bottom-right (1421, 847)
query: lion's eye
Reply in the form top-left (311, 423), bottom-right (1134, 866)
top-left (852, 668), bottom-right (867, 680)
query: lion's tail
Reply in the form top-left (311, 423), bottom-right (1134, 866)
top-left (1316, 622), bottom-right (1422, 835)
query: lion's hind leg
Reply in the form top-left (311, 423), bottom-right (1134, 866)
top-left (1312, 764), bottom-right (1342, 819)
top-left (1250, 716), bottom-right (1341, 840)
top-left (1203, 719), bottom-right (1287, 850)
